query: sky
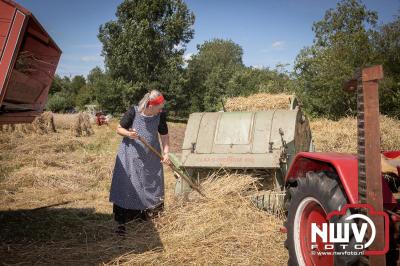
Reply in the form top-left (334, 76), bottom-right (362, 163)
top-left (17, 0), bottom-right (400, 77)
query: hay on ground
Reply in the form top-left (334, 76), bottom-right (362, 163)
top-left (107, 173), bottom-right (287, 265)
top-left (225, 93), bottom-right (294, 111)
top-left (311, 115), bottom-right (400, 153)
top-left (0, 123), bottom-right (288, 265)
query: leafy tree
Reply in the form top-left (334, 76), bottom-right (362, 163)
top-left (186, 39), bottom-right (244, 112)
top-left (98, 0), bottom-right (195, 107)
top-left (84, 67), bottom-right (128, 114)
top-left (294, 0), bottom-right (378, 119)
top-left (49, 75), bottom-right (74, 95)
top-left (203, 66), bottom-right (234, 111)
top-left (70, 75), bottom-right (86, 95)
top-left (156, 55), bottom-right (189, 116)
top-left (46, 93), bottom-right (74, 113)
top-left (49, 75), bottom-right (65, 95)
top-left (227, 66), bottom-right (294, 97)
top-left (75, 85), bottom-right (95, 109)
top-left (374, 15), bottom-right (400, 118)
top-left (47, 75), bottom-right (77, 112)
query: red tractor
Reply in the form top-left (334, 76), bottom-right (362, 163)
top-left (95, 111), bottom-right (108, 126)
top-left (284, 65), bottom-right (400, 265)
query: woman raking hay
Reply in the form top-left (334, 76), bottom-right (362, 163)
top-left (109, 89), bottom-right (170, 236)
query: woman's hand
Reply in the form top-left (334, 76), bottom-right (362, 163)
top-left (161, 153), bottom-right (171, 165)
top-left (127, 128), bottom-right (139, 139)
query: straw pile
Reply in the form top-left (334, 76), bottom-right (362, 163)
top-left (108, 172), bottom-right (287, 265)
top-left (0, 111), bottom-right (94, 137)
top-left (311, 115), bottom-right (400, 153)
top-left (225, 93), bottom-right (293, 111)
top-left (53, 112), bottom-right (94, 137)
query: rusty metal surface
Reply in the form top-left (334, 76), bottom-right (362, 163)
top-left (0, 110), bottom-right (38, 123)
top-left (356, 65), bottom-right (385, 265)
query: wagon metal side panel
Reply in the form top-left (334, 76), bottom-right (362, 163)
top-left (0, 0), bottom-right (61, 124)
top-left (0, 1), bottom-right (26, 107)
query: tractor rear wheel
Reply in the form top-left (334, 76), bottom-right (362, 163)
top-left (284, 171), bottom-right (361, 266)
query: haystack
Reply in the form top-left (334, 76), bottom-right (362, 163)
top-left (73, 112), bottom-right (94, 137)
top-left (53, 112), bottom-right (94, 137)
top-left (225, 93), bottom-right (294, 111)
top-left (0, 111), bottom-right (56, 134)
top-left (31, 111), bottom-right (56, 134)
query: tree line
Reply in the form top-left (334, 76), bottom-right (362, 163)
top-left (47, 0), bottom-right (399, 120)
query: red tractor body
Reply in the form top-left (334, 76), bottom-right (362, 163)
top-left (284, 66), bottom-right (400, 265)
top-left (286, 151), bottom-right (400, 207)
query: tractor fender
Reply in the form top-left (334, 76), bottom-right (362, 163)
top-left (285, 152), bottom-right (359, 204)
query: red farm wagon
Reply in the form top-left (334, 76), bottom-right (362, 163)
top-left (0, 0), bottom-right (61, 124)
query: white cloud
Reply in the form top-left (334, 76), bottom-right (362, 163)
top-left (80, 56), bottom-right (102, 62)
top-left (183, 52), bottom-right (193, 62)
top-left (251, 64), bottom-right (265, 70)
top-left (174, 43), bottom-right (184, 51)
top-left (271, 41), bottom-right (285, 50)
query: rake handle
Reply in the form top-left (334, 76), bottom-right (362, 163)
top-left (132, 133), bottom-right (206, 197)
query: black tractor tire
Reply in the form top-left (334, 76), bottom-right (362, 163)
top-left (284, 171), bottom-right (362, 266)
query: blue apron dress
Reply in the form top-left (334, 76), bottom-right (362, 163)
top-left (109, 105), bottom-right (164, 210)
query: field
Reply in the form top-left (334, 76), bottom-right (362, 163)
top-left (0, 120), bottom-right (288, 265)
top-left (1, 109), bottom-right (399, 265)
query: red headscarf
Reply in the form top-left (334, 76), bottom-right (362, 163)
top-left (147, 94), bottom-right (165, 107)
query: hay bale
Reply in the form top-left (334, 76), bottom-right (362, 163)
top-left (29, 111), bottom-right (56, 134)
top-left (225, 93), bottom-right (293, 111)
top-left (31, 114), bottom-right (47, 134)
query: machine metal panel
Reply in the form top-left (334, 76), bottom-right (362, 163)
top-left (269, 110), bottom-right (297, 150)
top-left (182, 152), bottom-right (281, 169)
top-left (180, 108), bottom-right (312, 173)
top-left (196, 112), bottom-right (219, 153)
top-left (212, 111), bottom-right (254, 154)
top-left (214, 112), bottom-right (253, 144)
top-left (252, 111), bottom-right (275, 153)
top-left (182, 112), bottom-right (203, 150)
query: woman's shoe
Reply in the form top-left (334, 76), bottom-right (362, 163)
top-left (144, 202), bottom-right (164, 220)
top-left (115, 224), bottom-right (126, 236)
